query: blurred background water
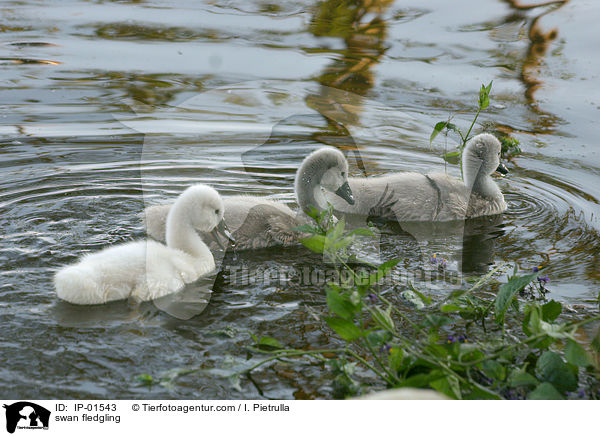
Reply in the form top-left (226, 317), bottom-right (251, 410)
top-left (0, 0), bottom-right (598, 399)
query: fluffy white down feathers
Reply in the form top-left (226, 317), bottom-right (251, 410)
top-left (55, 184), bottom-right (223, 305)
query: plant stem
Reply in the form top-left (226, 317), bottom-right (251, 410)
top-left (240, 347), bottom-right (394, 385)
top-left (362, 338), bottom-right (400, 384)
top-left (345, 349), bottom-right (394, 384)
top-left (439, 262), bottom-right (507, 306)
top-left (464, 106), bottom-right (481, 146)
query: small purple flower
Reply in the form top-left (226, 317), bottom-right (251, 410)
top-left (430, 254), bottom-right (448, 268)
top-left (367, 293), bottom-right (379, 304)
top-left (380, 344), bottom-right (391, 353)
top-left (538, 274), bottom-right (550, 285)
top-left (457, 334), bottom-right (468, 343)
top-left (532, 266), bottom-right (541, 273)
top-left (447, 335), bottom-right (456, 344)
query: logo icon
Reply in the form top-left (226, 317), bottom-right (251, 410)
top-left (3, 402), bottom-right (50, 434)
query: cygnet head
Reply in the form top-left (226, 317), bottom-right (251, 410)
top-left (463, 133), bottom-right (507, 184)
top-left (172, 184), bottom-right (225, 233)
top-left (295, 146), bottom-right (355, 206)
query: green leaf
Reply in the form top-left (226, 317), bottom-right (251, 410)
top-left (389, 347), bottom-right (404, 373)
top-left (427, 343), bottom-right (451, 359)
top-left (441, 304), bottom-right (461, 312)
top-left (398, 372), bottom-right (438, 389)
top-left (527, 382), bottom-right (564, 400)
top-left (500, 136), bottom-right (522, 157)
top-left (325, 317), bottom-right (364, 341)
top-left (369, 306), bottom-right (395, 333)
top-left (305, 205), bottom-right (320, 220)
top-left (458, 345), bottom-right (485, 363)
top-left (423, 314), bottom-right (453, 329)
top-left (408, 282), bottom-right (432, 305)
top-left (429, 374), bottom-right (461, 399)
top-left (326, 287), bottom-right (358, 320)
top-left (535, 351), bottom-right (578, 393)
top-left (328, 217), bottom-right (346, 240)
top-left (565, 339), bottom-right (592, 367)
top-left (257, 336), bottom-right (283, 349)
top-left (135, 374), bottom-right (154, 387)
top-left (377, 258), bottom-right (401, 275)
top-left (442, 151), bottom-right (461, 165)
top-left (332, 236), bottom-right (353, 252)
top-left (541, 300), bottom-right (562, 322)
top-left (478, 81), bottom-right (492, 110)
top-left (358, 258), bottom-right (400, 287)
top-left (400, 290), bottom-right (425, 310)
top-left (495, 272), bottom-right (538, 324)
top-left (508, 368), bottom-right (538, 387)
top-left (347, 228), bottom-right (375, 237)
top-left (300, 234), bottom-right (326, 253)
top-left (445, 123), bottom-right (460, 134)
top-left (480, 360), bottom-right (506, 381)
top-left (430, 121), bottom-right (449, 145)
top-left (292, 224), bottom-right (319, 234)
top-left (524, 304), bottom-right (573, 339)
top-left (366, 330), bottom-right (391, 348)
top-left (465, 384), bottom-right (503, 400)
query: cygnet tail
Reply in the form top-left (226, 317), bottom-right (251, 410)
top-left (54, 265), bottom-right (107, 305)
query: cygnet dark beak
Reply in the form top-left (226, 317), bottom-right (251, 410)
top-left (335, 181), bottom-right (355, 205)
top-left (496, 162), bottom-right (509, 175)
top-left (210, 219), bottom-right (235, 249)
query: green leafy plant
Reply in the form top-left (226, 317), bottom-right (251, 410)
top-left (235, 210), bottom-right (600, 399)
top-left (429, 82), bottom-right (522, 178)
top-left (430, 82), bottom-right (493, 175)
top-left (500, 136), bottom-right (522, 159)
top-left (137, 208), bottom-right (600, 400)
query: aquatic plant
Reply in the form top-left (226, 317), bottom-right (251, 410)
top-left (237, 209), bottom-right (600, 399)
top-left (429, 82), bottom-right (521, 177)
top-left (136, 207), bottom-right (600, 399)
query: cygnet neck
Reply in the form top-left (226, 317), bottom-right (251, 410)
top-left (463, 154), bottom-right (501, 200)
top-left (296, 157), bottom-right (328, 213)
top-left (166, 202), bottom-right (212, 261)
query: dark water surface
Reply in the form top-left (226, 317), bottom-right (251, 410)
top-left (1, 0), bottom-right (599, 398)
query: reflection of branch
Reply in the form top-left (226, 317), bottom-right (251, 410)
top-left (306, 1), bottom-right (393, 176)
top-left (521, 15), bottom-right (559, 102)
top-left (310, 0), bottom-right (391, 97)
top-left (503, 0), bottom-right (568, 103)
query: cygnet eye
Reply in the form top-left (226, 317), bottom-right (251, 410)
top-left (215, 209), bottom-right (220, 215)
top-left (341, 171), bottom-right (346, 177)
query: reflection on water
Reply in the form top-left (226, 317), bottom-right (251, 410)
top-left (0, 0), bottom-right (599, 399)
top-left (310, 0), bottom-right (392, 95)
top-left (503, 0), bottom-right (567, 103)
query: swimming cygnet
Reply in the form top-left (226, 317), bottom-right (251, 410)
top-left (324, 133), bottom-right (508, 221)
top-left (55, 184), bottom-right (232, 305)
top-left (144, 147), bottom-right (355, 250)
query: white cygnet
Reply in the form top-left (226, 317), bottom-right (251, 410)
top-left (55, 184), bottom-right (231, 305)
